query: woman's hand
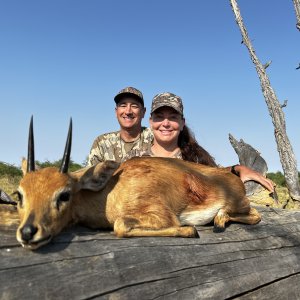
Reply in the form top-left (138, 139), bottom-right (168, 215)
top-left (234, 165), bottom-right (275, 193)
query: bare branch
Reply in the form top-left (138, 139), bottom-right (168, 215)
top-left (263, 60), bottom-right (272, 69)
top-left (229, 0), bottom-right (300, 201)
top-left (281, 100), bottom-right (288, 108)
top-left (293, 0), bottom-right (300, 30)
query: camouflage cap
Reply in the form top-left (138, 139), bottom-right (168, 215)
top-left (114, 87), bottom-right (144, 106)
top-left (151, 92), bottom-right (184, 116)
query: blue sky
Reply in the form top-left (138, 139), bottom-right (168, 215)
top-left (0, 0), bottom-right (299, 172)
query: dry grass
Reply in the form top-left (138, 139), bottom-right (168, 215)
top-left (0, 176), bottom-right (21, 201)
top-left (249, 186), bottom-right (300, 210)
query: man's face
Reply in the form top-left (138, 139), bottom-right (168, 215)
top-left (115, 98), bottom-right (146, 130)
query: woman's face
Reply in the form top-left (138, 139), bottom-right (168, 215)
top-left (150, 106), bottom-right (185, 145)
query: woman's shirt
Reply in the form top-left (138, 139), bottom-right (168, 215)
top-left (122, 147), bottom-right (182, 162)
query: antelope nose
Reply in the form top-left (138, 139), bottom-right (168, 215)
top-left (21, 224), bottom-right (38, 241)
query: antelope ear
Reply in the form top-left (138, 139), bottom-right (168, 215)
top-left (21, 157), bottom-right (27, 175)
top-left (71, 161), bottom-right (120, 192)
top-left (21, 157), bottom-right (40, 175)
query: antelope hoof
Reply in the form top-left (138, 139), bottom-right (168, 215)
top-left (213, 225), bottom-right (225, 233)
top-left (193, 226), bottom-right (200, 238)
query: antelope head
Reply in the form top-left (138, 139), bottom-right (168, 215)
top-left (16, 117), bottom-right (75, 250)
top-left (15, 117), bottom-right (119, 250)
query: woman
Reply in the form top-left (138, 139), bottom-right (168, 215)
top-left (124, 92), bottom-right (274, 192)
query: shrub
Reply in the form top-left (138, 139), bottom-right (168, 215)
top-left (0, 159), bottom-right (83, 178)
top-left (267, 171), bottom-right (286, 187)
top-left (0, 161), bottom-right (22, 177)
top-left (36, 159), bottom-right (83, 172)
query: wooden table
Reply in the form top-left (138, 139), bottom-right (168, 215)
top-left (1, 206), bottom-right (300, 300)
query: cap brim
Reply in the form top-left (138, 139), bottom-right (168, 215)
top-left (151, 103), bottom-right (183, 115)
top-left (114, 92), bottom-right (144, 105)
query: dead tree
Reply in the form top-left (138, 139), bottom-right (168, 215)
top-left (229, 134), bottom-right (268, 197)
top-left (293, 0), bottom-right (300, 30)
top-left (229, 0), bottom-right (300, 202)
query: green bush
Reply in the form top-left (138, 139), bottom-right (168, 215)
top-left (0, 161), bottom-right (22, 177)
top-left (36, 159), bottom-right (83, 172)
top-left (267, 171), bottom-right (300, 187)
top-left (0, 159), bottom-right (83, 178)
top-left (267, 171), bottom-right (286, 187)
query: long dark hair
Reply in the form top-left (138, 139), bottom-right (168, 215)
top-left (178, 125), bottom-right (217, 167)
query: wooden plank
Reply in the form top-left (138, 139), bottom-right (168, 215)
top-left (1, 206), bottom-right (300, 299)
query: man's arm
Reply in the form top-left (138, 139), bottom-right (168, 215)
top-left (87, 137), bottom-right (105, 166)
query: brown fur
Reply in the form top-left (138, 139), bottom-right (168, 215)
top-left (1, 157), bottom-right (261, 250)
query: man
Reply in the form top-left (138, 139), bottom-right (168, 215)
top-left (88, 87), bottom-right (153, 165)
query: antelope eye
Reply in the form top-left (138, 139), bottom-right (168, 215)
top-left (56, 191), bottom-right (71, 210)
top-left (58, 192), bottom-right (70, 203)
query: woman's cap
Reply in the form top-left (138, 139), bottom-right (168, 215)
top-left (151, 92), bottom-right (184, 115)
top-left (114, 87), bottom-right (144, 106)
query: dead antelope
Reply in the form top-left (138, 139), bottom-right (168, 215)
top-left (9, 118), bottom-right (261, 250)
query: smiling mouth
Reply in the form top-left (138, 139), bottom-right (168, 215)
top-left (160, 130), bottom-right (172, 135)
top-left (21, 235), bottom-right (52, 249)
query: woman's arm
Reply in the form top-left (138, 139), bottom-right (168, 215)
top-left (229, 164), bottom-right (275, 192)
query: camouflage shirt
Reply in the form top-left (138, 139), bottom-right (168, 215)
top-left (122, 148), bottom-right (182, 162)
top-left (88, 127), bottom-right (153, 166)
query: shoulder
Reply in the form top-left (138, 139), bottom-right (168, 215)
top-left (92, 130), bottom-right (121, 145)
top-left (140, 127), bottom-right (153, 141)
top-left (174, 151), bottom-right (183, 159)
top-left (88, 130), bottom-right (122, 165)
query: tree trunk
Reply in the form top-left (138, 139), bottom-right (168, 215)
top-left (293, 0), bottom-right (300, 30)
top-left (229, 0), bottom-right (300, 201)
top-left (228, 134), bottom-right (268, 196)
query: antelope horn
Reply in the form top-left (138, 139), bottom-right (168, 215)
top-left (27, 116), bottom-right (35, 172)
top-left (60, 118), bottom-right (72, 173)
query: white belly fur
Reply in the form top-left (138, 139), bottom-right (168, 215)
top-left (179, 207), bottom-right (220, 226)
